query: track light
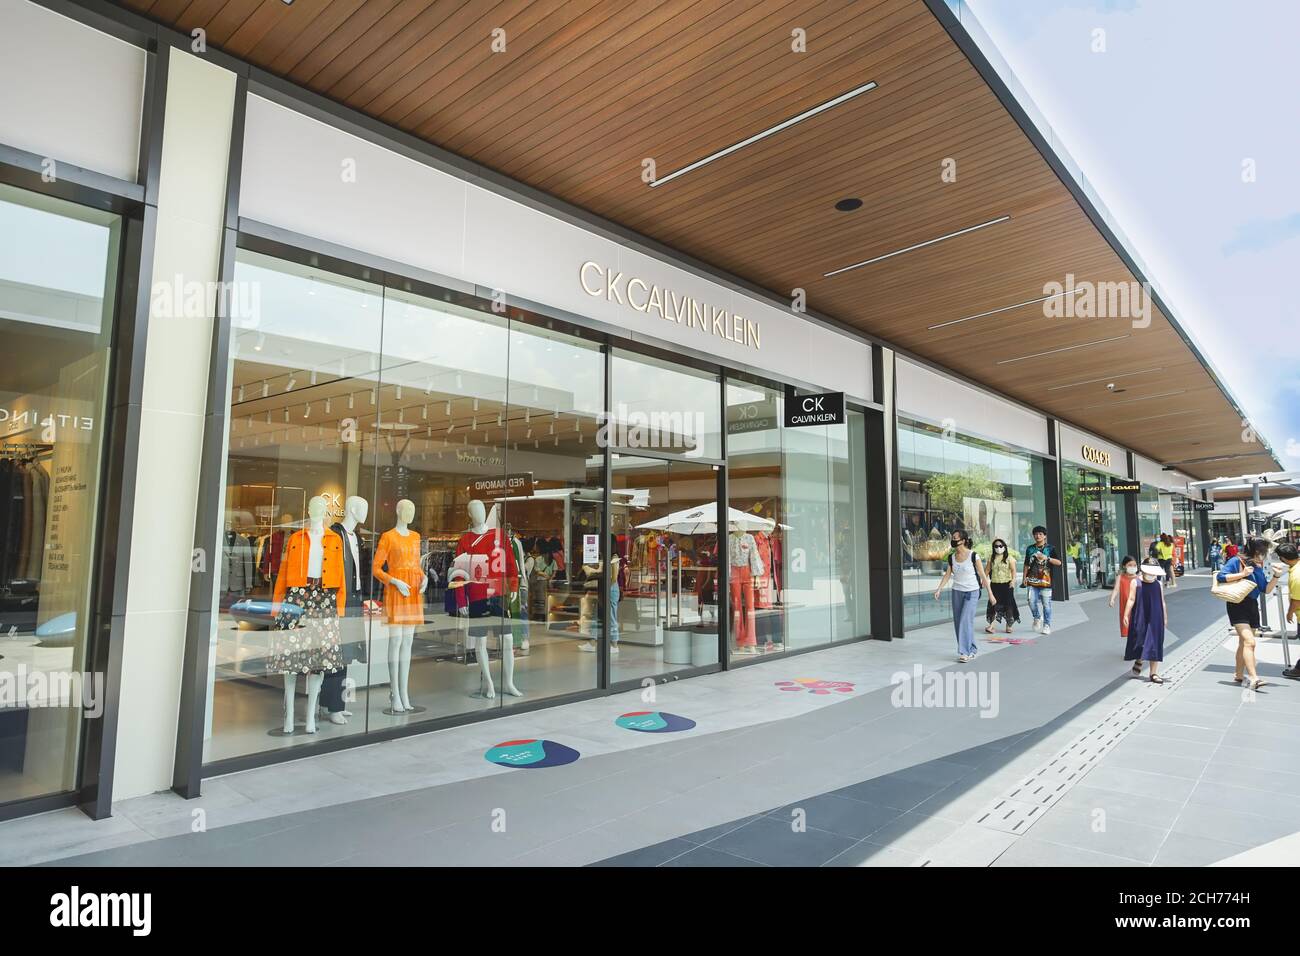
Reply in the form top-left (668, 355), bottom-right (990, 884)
top-left (825, 216), bottom-right (1011, 278)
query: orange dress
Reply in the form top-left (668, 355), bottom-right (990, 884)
top-left (373, 529), bottom-right (424, 625)
top-left (1117, 573), bottom-right (1134, 637)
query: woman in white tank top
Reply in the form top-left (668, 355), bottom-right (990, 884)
top-left (934, 532), bottom-right (992, 662)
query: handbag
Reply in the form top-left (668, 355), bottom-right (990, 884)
top-left (1211, 576), bottom-right (1257, 604)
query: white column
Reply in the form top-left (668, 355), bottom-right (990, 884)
top-left (112, 48), bottom-right (236, 801)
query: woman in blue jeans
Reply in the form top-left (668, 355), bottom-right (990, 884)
top-left (934, 532), bottom-right (993, 663)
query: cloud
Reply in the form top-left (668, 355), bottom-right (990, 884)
top-left (1222, 213), bottom-right (1300, 256)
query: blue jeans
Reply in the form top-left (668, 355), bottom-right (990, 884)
top-left (952, 588), bottom-right (980, 657)
top-left (608, 583), bottom-right (620, 645)
top-left (1027, 586), bottom-right (1052, 626)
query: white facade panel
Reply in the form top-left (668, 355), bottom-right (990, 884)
top-left (896, 358), bottom-right (1049, 455)
top-left (0, 0), bottom-right (145, 181)
top-left (1059, 423), bottom-right (1129, 477)
top-left (239, 97), bottom-right (467, 280)
top-left (239, 99), bottom-right (873, 400)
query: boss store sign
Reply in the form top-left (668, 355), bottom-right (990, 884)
top-left (783, 390), bottom-right (845, 428)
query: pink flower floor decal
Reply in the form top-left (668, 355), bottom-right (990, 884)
top-left (775, 678), bottom-right (856, 695)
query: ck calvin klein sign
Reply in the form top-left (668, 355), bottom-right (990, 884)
top-left (784, 392), bottom-right (845, 428)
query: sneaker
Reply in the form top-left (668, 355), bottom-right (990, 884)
top-left (958, 654), bottom-right (970, 663)
top-left (1042, 626), bottom-right (1052, 635)
top-left (610, 645), bottom-right (620, 655)
top-left (1032, 619), bottom-right (1043, 633)
top-left (577, 642), bottom-right (596, 652)
top-left (1282, 668), bottom-right (1300, 681)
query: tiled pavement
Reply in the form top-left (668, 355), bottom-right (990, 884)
top-left (5, 576), bottom-right (1296, 867)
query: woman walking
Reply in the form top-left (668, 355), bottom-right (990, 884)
top-left (1217, 537), bottom-right (1283, 690)
top-left (1123, 562), bottom-right (1168, 682)
top-left (935, 531), bottom-right (992, 663)
top-left (984, 538), bottom-right (1019, 634)
top-left (1108, 555), bottom-right (1138, 656)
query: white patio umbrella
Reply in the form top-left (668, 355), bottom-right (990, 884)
top-left (635, 502), bottom-right (779, 534)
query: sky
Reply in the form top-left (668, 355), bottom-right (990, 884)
top-left (963, 0), bottom-right (1300, 475)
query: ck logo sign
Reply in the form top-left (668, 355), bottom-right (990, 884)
top-left (783, 391), bottom-right (845, 428)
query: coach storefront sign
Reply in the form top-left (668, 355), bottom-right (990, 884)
top-left (579, 261), bottom-right (761, 351)
top-left (1081, 444), bottom-right (1112, 469)
top-left (1109, 478), bottom-right (1141, 494)
top-left (470, 473), bottom-right (534, 499)
top-left (784, 392), bottom-right (845, 428)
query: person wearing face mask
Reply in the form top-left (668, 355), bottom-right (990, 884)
top-left (983, 538), bottom-right (1019, 634)
top-left (1108, 555), bottom-right (1139, 653)
top-left (1123, 562), bottom-right (1169, 682)
top-left (1217, 537), bottom-right (1282, 690)
top-left (934, 531), bottom-right (992, 663)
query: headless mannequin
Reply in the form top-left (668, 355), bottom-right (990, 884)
top-left (458, 499), bottom-right (522, 699)
top-left (284, 496), bottom-right (328, 734)
top-left (319, 495), bottom-right (367, 725)
top-left (387, 498), bottom-right (426, 713)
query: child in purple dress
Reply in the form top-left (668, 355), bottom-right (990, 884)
top-left (1122, 563), bottom-right (1168, 683)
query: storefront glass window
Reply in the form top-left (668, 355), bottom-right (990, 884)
top-left (0, 184), bottom-right (120, 804)
top-left (898, 417), bottom-right (1046, 631)
top-left (207, 251), bottom-right (608, 763)
top-left (1062, 464), bottom-right (1133, 590)
top-left (1137, 485), bottom-right (1161, 559)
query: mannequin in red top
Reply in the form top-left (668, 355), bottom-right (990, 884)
top-left (451, 499), bottom-right (521, 699)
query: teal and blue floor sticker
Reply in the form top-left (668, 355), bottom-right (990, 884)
top-left (615, 711), bottom-right (696, 733)
top-left (484, 738), bottom-right (581, 768)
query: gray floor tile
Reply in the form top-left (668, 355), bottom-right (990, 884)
top-left (767, 793), bottom-right (905, 841)
top-left (1151, 832), bottom-right (1251, 867)
top-left (661, 845), bottom-right (765, 867)
top-left (591, 839), bottom-right (696, 867)
top-left (992, 837), bottom-right (1147, 868)
top-left (707, 816), bottom-right (856, 867)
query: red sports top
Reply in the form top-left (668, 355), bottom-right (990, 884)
top-left (452, 528), bottom-right (519, 609)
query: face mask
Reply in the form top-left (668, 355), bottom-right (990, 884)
top-left (1125, 567), bottom-right (1137, 575)
top-left (994, 547), bottom-right (1005, 553)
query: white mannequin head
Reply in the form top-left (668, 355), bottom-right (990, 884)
top-left (344, 495), bottom-right (368, 527)
top-left (307, 496), bottom-right (327, 526)
top-left (396, 498), bottom-right (415, 526)
top-left (468, 499), bottom-right (486, 529)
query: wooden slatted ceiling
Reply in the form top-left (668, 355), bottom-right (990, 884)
top-left (117, 0), bottom-right (1279, 479)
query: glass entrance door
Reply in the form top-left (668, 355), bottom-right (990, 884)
top-left (609, 455), bottom-right (722, 686)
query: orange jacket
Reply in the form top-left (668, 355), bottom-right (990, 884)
top-left (272, 527), bottom-right (346, 616)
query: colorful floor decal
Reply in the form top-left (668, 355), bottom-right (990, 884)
top-left (484, 738), bottom-right (580, 769)
top-left (775, 678), bottom-right (856, 695)
top-left (615, 711), bottom-right (697, 733)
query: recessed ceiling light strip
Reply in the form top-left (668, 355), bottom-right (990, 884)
top-left (650, 80), bottom-right (878, 189)
top-left (1046, 367), bottom-right (1165, 391)
top-left (929, 286), bottom-right (1085, 330)
top-left (995, 333), bottom-right (1130, 365)
top-left (1076, 389), bottom-right (1186, 410)
top-left (824, 216), bottom-right (1011, 278)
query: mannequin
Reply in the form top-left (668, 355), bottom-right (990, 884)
top-left (373, 499), bottom-right (427, 713)
top-left (452, 499), bottom-right (521, 699)
top-left (729, 528), bottom-right (763, 655)
top-left (271, 496), bottom-right (344, 733)
top-left (321, 495), bottom-right (369, 725)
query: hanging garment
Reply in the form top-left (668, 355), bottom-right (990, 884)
top-left (22, 462), bottom-right (48, 581)
top-left (269, 582), bottom-right (343, 675)
top-left (259, 528), bottom-right (288, 581)
top-left (752, 531), bottom-right (774, 609)
top-left (373, 528), bottom-right (425, 625)
top-left (273, 528), bottom-right (346, 615)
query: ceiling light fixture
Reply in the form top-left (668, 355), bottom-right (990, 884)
top-left (650, 80), bottom-right (878, 188)
top-left (1077, 389), bottom-right (1186, 411)
top-left (929, 286), bottom-right (1085, 330)
top-left (995, 334), bottom-right (1130, 366)
top-left (834, 198), bottom-right (863, 212)
top-left (825, 215), bottom-right (1010, 277)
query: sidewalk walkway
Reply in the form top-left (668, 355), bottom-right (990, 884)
top-left (4, 577), bottom-right (1294, 867)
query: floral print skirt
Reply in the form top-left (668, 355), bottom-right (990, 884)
top-left (270, 584), bottom-right (343, 675)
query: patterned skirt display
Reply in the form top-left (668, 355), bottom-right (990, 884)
top-left (270, 584), bottom-right (343, 675)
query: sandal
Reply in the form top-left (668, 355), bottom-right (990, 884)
top-left (1149, 675), bottom-right (1165, 684)
top-left (1131, 662), bottom-right (1142, 677)
top-left (984, 626), bottom-right (995, 634)
top-left (1251, 678), bottom-right (1267, 690)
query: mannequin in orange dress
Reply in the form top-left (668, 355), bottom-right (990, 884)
top-left (373, 499), bottom-right (427, 713)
